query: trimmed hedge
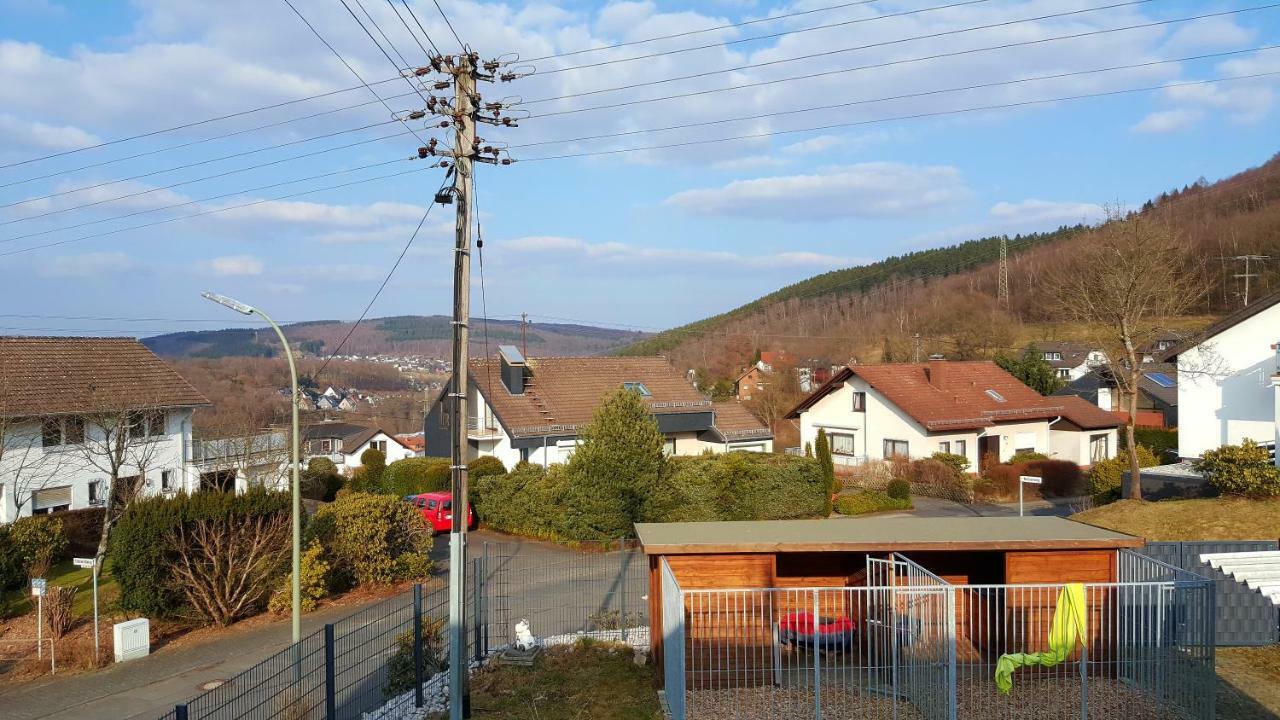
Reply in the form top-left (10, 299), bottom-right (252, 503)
top-left (109, 489), bottom-right (290, 617)
top-left (383, 457), bottom-right (451, 496)
top-left (835, 491), bottom-right (912, 516)
top-left (310, 492), bottom-right (433, 587)
top-left (1023, 459), bottom-right (1084, 497)
top-left (468, 456), bottom-right (506, 479)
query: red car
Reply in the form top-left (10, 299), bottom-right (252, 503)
top-left (407, 491), bottom-right (475, 534)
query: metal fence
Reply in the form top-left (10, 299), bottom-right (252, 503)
top-left (663, 550), bottom-right (1216, 720)
top-left (1141, 540), bottom-right (1280, 646)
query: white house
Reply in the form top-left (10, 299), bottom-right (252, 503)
top-left (1033, 342), bottom-right (1108, 381)
top-left (786, 360), bottom-right (1120, 472)
top-left (1168, 291), bottom-right (1280, 461)
top-left (0, 337), bottom-right (209, 524)
top-left (301, 420), bottom-right (415, 472)
top-left (424, 346), bottom-right (773, 468)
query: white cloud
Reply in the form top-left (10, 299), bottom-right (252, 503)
top-left (989, 199), bottom-right (1105, 226)
top-left (206, 255), bottom-right (264, 276)
top-left (0, 113), bottom-right (97, 153)
top-left (781, 135), bottom-right (851, 154)
top-left (499, 235), bottom-right (861, 269)
top-left (1162, 17), bottom-right (1255, 54)
top-left (664, 162), bottom-right (969, 220)
top-left (1132, 108), bottom-right (1203, 134)
top-left (41, 252), bottom-right (134, 277)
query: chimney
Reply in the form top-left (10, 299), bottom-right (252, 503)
top-left (927, 359), bottom-right (948, 389)
top-left (498, 344), bottom-right (526, 394)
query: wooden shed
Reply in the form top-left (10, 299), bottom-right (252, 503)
top-left (639, 516), bottom-right (1143, 676)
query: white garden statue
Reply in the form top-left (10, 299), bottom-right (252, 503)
top-left (514, 619), bottom-right (539, 652)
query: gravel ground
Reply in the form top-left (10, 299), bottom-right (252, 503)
top-left (686, 677), bottom-right (1198, 720)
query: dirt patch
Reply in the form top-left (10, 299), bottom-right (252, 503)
top-left (1217, 646), bottom-right (1280, 719)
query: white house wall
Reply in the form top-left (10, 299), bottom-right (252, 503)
top-left (1178, 305), bottom-right (1280, 459)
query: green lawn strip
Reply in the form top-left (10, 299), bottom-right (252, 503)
top-left (834, 491), bottom-right (912, 516)
top-left (1071, 498), bottom-right (1280, 540)
top-left (439, 643), bottom-right (661, 720)
top-left (1, 559), bottom-right (119, 620)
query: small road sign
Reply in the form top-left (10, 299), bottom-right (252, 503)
top-left (1019, 475), bottom-right (1043, 485)
top-left (73, 557), bottom-right (95, 569)
top-left (30, 578), bottom-right (46, 597)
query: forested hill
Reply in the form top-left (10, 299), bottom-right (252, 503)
top-left (621, 152), bottom-right (1280, 380)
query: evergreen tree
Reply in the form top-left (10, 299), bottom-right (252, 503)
top-left (564, 388), bottom-right (667, 539)
top-left (994, 344), bottom-right (1065, 396)
top-left (815, 429), bottom-right (836, 514)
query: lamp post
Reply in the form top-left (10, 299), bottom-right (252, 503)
top-left (203, 292), bottom-right (302, 642)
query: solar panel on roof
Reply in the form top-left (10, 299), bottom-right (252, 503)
top-left (1144, 372), bottom-right (1175, 388)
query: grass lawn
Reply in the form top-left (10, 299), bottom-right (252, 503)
top-left (442, 642), bottom-right (661, 720)
top-left (1217, 646), bottom-right (1280, 719)
top-left (1071, 498), bottom-right (1280, 540)
top-left (0, 559), bottom-right (119, 620)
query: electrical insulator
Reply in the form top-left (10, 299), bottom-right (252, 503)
top-left (407, 110), bottom-right (426, 120)
top-left (501, 117), bottom-right (518, 127)
top-left (413, 67), bottom-right (430, 77)
top-left (434, 188), bottom-right (453, 205)
top-left (433, 80), bottom-right (450, 90)
top-left (418, 147), bottom-right (430, 159)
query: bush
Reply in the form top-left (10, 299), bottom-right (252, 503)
top-left (50, 508), bottom-right (104, 557)
top-left (1008, 451), bottom-right (1049, 465)
top-left (886, 479), bottom-right (911, 501)
top-left (1125, 427), bottom-right (1178, 461)
top-left (815, 429), bottom-right (836, 515)
top-left (982, 462), bottom-right (1026, 500)
top-left (310, 492), bottom-right (433, 588)
top-left (383, 457), bottom-right (451, 497)
top-left (1195, 439), bottom-right (1280, 498)
top-left (473, 463), bottom-right (573, 541)
top-left (647, 453), bottom-right (827, 525)
top-left (44, 586), bottom-right (78, 639)
top-left (834, 491), bottom-right (912, 515)
top-left (0, 526), bottom-right (20, 592)
top-left (910, 458), bottom-right (973, 503)
top-left (468, 455), bottom-right (506, 479)
top-left (269, 539), bottom-right (331, 614)
top-left (109, 489), bottom-right (291, 618)
top-left (302, 457), bottom-right (342, 501)
top-left (930, 452), bottom-right (971, 475)
top-left (382, 616), bottom-right (446, 697)
top-left (1088, 445), bottom-right (1160, 503)
top-left (8, 515), bottom-right (69, 579)
top-left (1023, 459), bottom-right (1084, 497)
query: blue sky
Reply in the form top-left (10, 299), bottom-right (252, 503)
top-left (0, 0), bottom-right (1277, 338)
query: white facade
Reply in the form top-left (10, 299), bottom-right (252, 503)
top-left (796, 376), bottom-right (1115, 468)
top-left (1177, 302), bottom-right (1280, 460)
top-left (338, 431), bottom-right (415, 472)
top-left (0, 408), bottom-right (196, 524)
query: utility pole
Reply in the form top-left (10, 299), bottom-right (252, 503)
top-left (997, 235), bottom-right (1010, 309)
top-left (912, 333), bottom-right (922, 363)
top-left (520, 311), bottom-right (528, 358)
top-left (1225, 254), bottom-right (1270, 307)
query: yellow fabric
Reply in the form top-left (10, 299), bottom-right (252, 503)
top-left (994, 583), bottom-right (1088, 694)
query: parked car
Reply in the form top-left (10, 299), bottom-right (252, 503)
top-left (406, 491), bottom-right (475, 534)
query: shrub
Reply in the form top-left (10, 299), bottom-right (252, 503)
top-left (930, 452), bottom-right (971, 475)
top-left (51, 508), bottom-right (104, 557)
top-left (1008, 451), bottom-right (1049, 465)
top-left (109, 489), bottom-right (291, 618)
top-left (647, 453), bottom-right (827, 525)
top-left (982, 462), bottom-right (1026, 500)
top-left (302, 457), bottom-right (342, 501)
top-left (0, 526), bottom-right (21, 592)
top-left (467, 455), bottom-right (506, 480)
top-left (382, 616), bottom-right (446, 697)
top-left (44, 586), bottom-right (78, 639)
top-left (383, 457), bottom-right (451, 497)
top-left (8, 515), bottom-right (69, 579)
top-left (1125, 427), bottom-right (1178, 461)
top-left (1021, 459), bottom-right (1082, 497)
top-left (269, 539), bottom-right (331, 615)
top-left (1195, 439), bottom-right (1280, 498)
top-left (311, 492), bottom-right (433, 588)
top-left (886, 478), bottom-right (911, 501)
top-left (834, 491), bottom-right (911, 516)
top-left (910, 458), bottom-right (973, 503)
top-left (1088, 445), bottom-right (1160, 503)
top-left (815, 429), bottom-right (836, 514)
top-left (473, 463), bottom-right (572, 541)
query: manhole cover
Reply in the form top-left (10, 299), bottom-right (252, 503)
top-left (200, 679), bottom-right (227, 691)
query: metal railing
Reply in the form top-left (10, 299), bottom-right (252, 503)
top-left (664, 550), bottom-right (1215, 720)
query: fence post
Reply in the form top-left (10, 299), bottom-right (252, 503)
top-left (174, 704), bottom-right (188, 720)
top-left (619, 537), bottom-right (628, 645)
top-left (482, 543), bottom-right (490, 655)
top-left (812, 589), bottom-right (822, 720)
top-left (414, 584), bottom-right (425, 709)
top-left (472, 559), bottom-right (483, 662)
top-left (324, 623), bottom-right (337, 720)
top-left (1079, 639), bottom-right (1088, 720)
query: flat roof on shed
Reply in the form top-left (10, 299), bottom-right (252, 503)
top-left (635, 517), bottom-right (1141, 555)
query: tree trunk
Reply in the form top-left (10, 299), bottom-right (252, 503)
top-left (1125, 379), bottom-right (1142, 500)
top-left (93, 476), bottom-right (116, 575)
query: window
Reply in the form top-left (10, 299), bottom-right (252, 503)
top-left (829, 432), bottom-right (856, 456)
top-left (938, 441), bottom-right (950, 454)
top-left (427, 499), bottom-right (438, 510)
top-left (883, 439), bottom-right (909, 459)
top-left (984, 389), bottom-right (1006, 403)
top-left (317, 439), bottom-right (334, 454)
top-left (1057, 369), bottom-right (1070, 379)
top-left (42, 419), bottom-right (62, 448)
top-left (147, 411), bottom-right (166, 437)
top-left (31, 485), bottom-right (71, 514)
top-left (1044, 352), bottom-right (1062, 361)
top-left (756, 382), bottom-right (764, 390)
top-left (88, 480), bottom-right (104, 506)
top-left (64, 417), bottom-right (84, 444)
top-left (1090, 434), bottom-right (1109, 463)
top-left (664, 437), bottom-right (677, 456)
top-left (954, 439), bottom-right (966, 457)
top-left (519, 447), bottom-right (530, 463)
top-left (127, 412), bottom-right (147, 438)
top-left (851, 392), bottom-right (866, 412)
top-left (161, 470), bottom-right (174, 492)
top-left (622, 382), bottom-right (651, 397)
top-left (370, 440), bottom-right (387, 453)
top-left (41, 417), bottom-right (84, 447)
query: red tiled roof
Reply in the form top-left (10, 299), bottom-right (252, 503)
top-left (786, 361), bottom-right (1119, 431)
top-left (0, 337), bottom-right (209, 417)
top-left (396, 434), bottom-right (426, 452)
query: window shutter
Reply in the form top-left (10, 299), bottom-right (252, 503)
top-left (33, 485), bottom-right (73, 510)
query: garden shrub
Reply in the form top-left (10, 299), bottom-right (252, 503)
top-left (982, 461), bottom-right (1026, 500)
top-left (0, 525), bottom-right (20, 592)
top-left (382, 616), bottom-right (446, 697)
top-left (269, 539), bottom-right (331, 614)
top-left (1023, 459), bottom-right (1084, 497)
top-left (843, 459), bottom-right (893, 491)
top-left (834, 491), bottom-right (911, 515)
top-left (310, 492), bottom-right (433, 588)
top-left (648, 453), bottom-right (827, 525)
top-left (383, 457), bottom-right (451, 497)
top-left (1088, 445), bottom-right (1160, 503)
top-left (1008, 451), bottom-right (1049, 465)
top-left (815, 429), bottom-right (836, 515)
top-left (50, 508), bottom-right (104, 557)
top-left (8, 515), bottom-right (69, 579)
top-left (1125, 427), bottom-right (1178, 461)
top-left (1194, 439), bottom-right (1280, 498)
top-left (473, 463), bottom-right (573, 541)
top-left (467, 455), bottom-right (506, 480)
top-left (910, 458), bottom-right (973, 503)
top-left (930, 452), bottom-right (971, 475)
top-left (886, 478), bottom-right (911, 501)
top-left (109, 489), bottom-right (290, 618)
top-left (302, 457), bottom-right (342, 501)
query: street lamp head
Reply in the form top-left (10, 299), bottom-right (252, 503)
top-left (202, 291), bottom-right (255, 316)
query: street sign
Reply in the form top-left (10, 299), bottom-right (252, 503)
top-left (30, 578), bottom-right (46, 597)
top-left (1019, 475), bottom-right (1043, 485)
top-left (73, 557), bottom-right (94, 569)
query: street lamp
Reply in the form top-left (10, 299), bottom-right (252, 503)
top-left (203, 292), bottom-right (302, 643)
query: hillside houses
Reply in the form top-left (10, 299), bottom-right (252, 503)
top-left (300, 420), bottom-right (416, 471)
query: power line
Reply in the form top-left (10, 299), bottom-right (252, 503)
top-left (339, 0), bottom-right (434, 106)
top-left (0, 155), bottom-right (418, 245)
top-left (385, 0), bottom-right (441, 58)
top-left (351, 0), bottom-right (416, 71)
top-left (522, 2), bottom-right (1272, 106)
top-left (0, 162), bottom-right (432, 258)
top-left (537, 0), bottom-right (1001, 76)
top-left (517, 71), bottom-right (1280, 162)
top-left (431, 0), bottom-right (465, 48)
top-left (282, 0), bottom-right (431, 146)
top-left (2, 128), bottom-right (420, 226)
top-left (509, 46), bottom-right (1279, 149)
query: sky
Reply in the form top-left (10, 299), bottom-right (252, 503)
top-left (0, 0), bottom-right (1277, 339)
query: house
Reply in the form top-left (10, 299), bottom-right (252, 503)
top-left (1032, 341), bottom-right (1107, 381)
top-left (190, 430), bottom-right (290, 493)
top-left (423, 346), bottom-right (772, 467)
top-left (395, 432), bottom-right (427, 456)
top-left (796, 358), bottom-right (838, 393)
top-left (300, 420), bottom-right (415, 472)
top-left (734, 365), bottom-right (769, 401)
top-left (785, 360), bottom-right (1120, 471)
top-left (0, 337), bottom-right (209, 524)
top-left (1164, 290), bottom-right (1280, 461)
top-left (1054, 364), bottom-right (1178, 428)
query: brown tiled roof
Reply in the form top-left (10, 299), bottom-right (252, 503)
top-left (711, 401), bottom-right (772, 440)
top-left (786, 361), bottom-right (1119, 431)
top-left (1054, 395), bottom-right (1123, 430)
top-left (470, 356), bottom-right (710, 438)
top-left (301, 420), bottom-right (408, 453)
top-left (0, 337), bottom-right (208, 417)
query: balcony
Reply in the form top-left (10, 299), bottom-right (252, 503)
top-left (467, 417), bottom-right (503, 439)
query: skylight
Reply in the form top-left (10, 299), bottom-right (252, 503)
top-left (1145, 372), bottom-right (1175, 388)
top-left (623, 382), bottom-right (652, 397)
top-left (985, 389), bottom-right (1006, 403)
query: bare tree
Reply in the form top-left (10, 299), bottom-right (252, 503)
top-left (745, 361), bottom-right (803, 431)
top-left (1051, 209), bottom-right (1206, 499)
top-left (169, 512), bottom-right (290, 625)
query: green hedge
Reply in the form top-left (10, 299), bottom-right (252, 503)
top-left (109, 489), bottom-right (290, 617)
top-left (310, 492), bottom-right (432, 587)
top-left (0, 515), bottom-right (69, 592)
top-left (1088, 445), bottom-right (1160, 503)
top-left (383, 457), bottom-right (451, 496)
top-left (835, 491), bottom-right (912, 515)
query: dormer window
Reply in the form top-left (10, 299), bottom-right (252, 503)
top-left (1043, 352), bottom-right (1062, 361)
top-left (622, 382), bottom-right (651, 397)
top-left (985, 389), bottom-right (1006, 403)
